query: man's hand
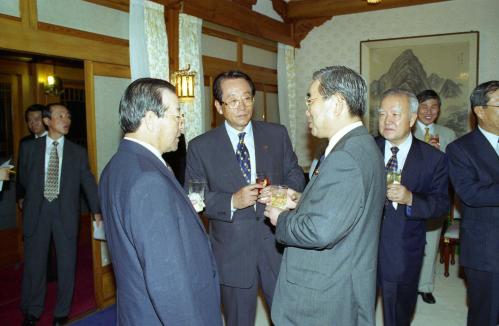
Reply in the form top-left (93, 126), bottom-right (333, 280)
top-left (17, 198), bottom-right (24, 210)
top-left (0, 167), bottom-right (9, 181)
top-left (93, 213), bottom-right (103, 228)
top-left (233, 184), bottom-right (263, 209)
top-left (286, 188), bottom-right (301, 210)
top-left (387, 184), bottom-right (412, 205)
top-left (257, 186), bottom-right (272, 205)
top-left (264, 205), bottom-right (285, 226)
top-left (428, 138), bottom-right (440, 150)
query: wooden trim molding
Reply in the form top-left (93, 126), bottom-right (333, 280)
top-left (20, 0), bottom-right (38, 29)
top-left (0, 18), bottom-right (129, 66)
top-left (83, 0), bottom-right (129, 12)
top-left (0, 13), bottom-right (21, 22)
top-left (93, 62), bottom-right (131, 78)
top-left (84, 60), bottom-right (98, 176)
top-left (178, 0), bottom-right (295, 46)
top-left (38, 22), bottom-right (129, 47)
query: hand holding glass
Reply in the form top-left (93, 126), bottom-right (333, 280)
top-left (188, 179), bottom-right (206, 212)
top-left (270, 185), bottom-right (288, 209)
top-left (386, 170), bottom-right (402, 185)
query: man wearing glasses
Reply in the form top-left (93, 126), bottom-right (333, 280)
top-left (447, 81), bottom-right (499, 326)
top-left (185, 70), bottom-right (305, 326)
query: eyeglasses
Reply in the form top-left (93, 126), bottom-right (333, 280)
top-left (483, 105), bottom-right (499, 108)
top-left (305, 96), bottom-right (323, 109)
top-left (221, 96), bottom-right (254, 110)
top-left (165, 112), bottom-right (185, 123)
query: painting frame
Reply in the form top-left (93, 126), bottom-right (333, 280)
top-left (360, 31), bottom-right (479, 137)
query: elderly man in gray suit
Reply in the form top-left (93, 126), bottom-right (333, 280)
top-left (264, 66), bottom-right (386, 325)
top-left (413, 90), bottom-right (457, 304)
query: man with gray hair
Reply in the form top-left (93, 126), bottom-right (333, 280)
top-left (376, 89), bottom-right (449, 326)
top-left (264, 66), bottom-right (386, 325)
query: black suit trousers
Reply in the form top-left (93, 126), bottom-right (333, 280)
top-left (22, 198), bottom-right (78, 318)
top-left (464, 267), bottom-right (499, 326)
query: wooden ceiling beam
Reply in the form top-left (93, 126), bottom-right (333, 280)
top-left (286, 0), bottom-right (449, 19)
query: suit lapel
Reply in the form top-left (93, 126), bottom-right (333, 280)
top-left (400, 139), bottom-right (422, 190)
top-left (472, 129), bottom-right (499, 170)
top-left (253, 122), bottom-right (270, 176)
top-left (60, 140), bottom-right (72, 200)
top-left (125, 140), bottom-right (206, 231)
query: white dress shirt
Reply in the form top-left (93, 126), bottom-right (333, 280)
top-left (225, 121), bottom-right (257, 216)
top-left (124, 137), bottom-right (168, 167)
top-left (324, 121), bottom-right (363, 157)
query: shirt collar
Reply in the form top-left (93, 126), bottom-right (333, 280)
top-left (46, 135), bottom-right (64, 148)
top-left (324, 121), bottom-right (363, 157)
top-left (386, 132), bottom-right (413, 153)
top-left (417, 120), bottom-right (434, 133)
top-left (478, 126), bottom-right (499, 150)
top-left (224, 121), bottom-right (253, 140)
top-left (124, 137), bottom-right (167, 166)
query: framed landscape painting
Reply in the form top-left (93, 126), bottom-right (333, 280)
top-left (360, 32), bottom-right (479, 137)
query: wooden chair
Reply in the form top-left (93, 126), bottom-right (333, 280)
top-left (439, 219), bottom-right (460, 277)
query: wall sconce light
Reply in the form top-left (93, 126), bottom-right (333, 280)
top-left (172, 65), bottom-right (196, 101)
top-left (366, 0), bottom-right (381, 3)
top-left (44, 75), bottom-right (64, 96)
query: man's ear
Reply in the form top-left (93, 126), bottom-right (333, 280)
top-left (143, 111), bottom-right (157, 131)
top-left (215, 100), bottom-right (223, 115)
top-left (409, 112), bottom-right (417, 128)
top-left (473, 106), bottom-right (484, 120)
top-left (42, 117), bottom-right (50, 127)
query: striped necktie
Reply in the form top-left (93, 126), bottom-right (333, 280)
top-left (44, 141), bottom-right (59, 201)
top-left (236, 132), bottom-right (251, 184)
top-left (424, 127), bottom-right (431, 143)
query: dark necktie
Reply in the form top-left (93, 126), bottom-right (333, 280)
top-left (386, 146), bottom-right (399, 172)
top-left (313, 153), bottom-right (325, 176)
top-left (236, 132), bottom-right (251, 184)
top-left (44, 141), bottom-right (59, 201)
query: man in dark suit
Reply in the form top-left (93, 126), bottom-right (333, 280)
top-left (18, 103), bottom-right (101, 326)
top-left (264, 66), bottom-right (386, 325)
top-left (17, 104), bottom-right (48, 207)
top-left (447, 80), bottom-right (499, 326)
top-left (99, 78), bottom-right (222, 325)
top-left (376, 89), bottom-right (449, 326)
top-left (185, 70), bottom-right (305, 326)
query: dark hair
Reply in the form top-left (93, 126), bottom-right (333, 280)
top-left (24, 104), bottom-right (46, 122)
top-left (470, 80), bottom-right (499, 108)
top-left (212, 70), bottom-right (256, 103)
top-left (416, 89), bottom-right (441, 107)
top-left (119, 78), bottom-right (176, 133)
top-left (312, 66), bottom-right (367, 117)
top-left (380, 88), bottom-right (419, 114)
top-left (43, 103), bottom-right (68, 119)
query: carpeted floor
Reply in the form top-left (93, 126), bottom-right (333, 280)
top-left (0, 243), bottom-right (96, 325)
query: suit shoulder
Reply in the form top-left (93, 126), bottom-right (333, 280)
top-left (188, 126), bottom-right (223, 148)
top-left (253, 120), bottom-right (286, 132)
top-left (415, 138), bottom-right (445, 160)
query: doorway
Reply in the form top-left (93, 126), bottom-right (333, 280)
top-left (0, 50), bottom-right (96, 325)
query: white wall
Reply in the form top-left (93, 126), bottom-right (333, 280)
top-left (0, 0), bottom-right (20, 17)
top-left (294, 0), bottom-right (499, 167)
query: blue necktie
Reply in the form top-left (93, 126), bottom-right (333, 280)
top-left (236, 132), bottom-right (251, 184)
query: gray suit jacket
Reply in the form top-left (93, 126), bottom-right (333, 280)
top-left (272, 126), bottom-right (386, 326)
top-left (19, 136), bottom-right (99, 237)
top-left (413, 122), bottom-right (457, 152)
top-left (185, 121), bottom-right (305, 288)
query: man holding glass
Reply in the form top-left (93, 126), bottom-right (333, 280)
top-left (376, 89), bottom-right (449, 326)
top-left (264, 66), bottom-right (385, 325)
top-left (99, 78), bottom-right (222, 325)
top-left (413, 89), bottom-right (457, 304)
top-left (185, 70), bottom-right (305, 326)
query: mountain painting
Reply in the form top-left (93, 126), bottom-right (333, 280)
top-left (361, 32), bottom-right (478, 137)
